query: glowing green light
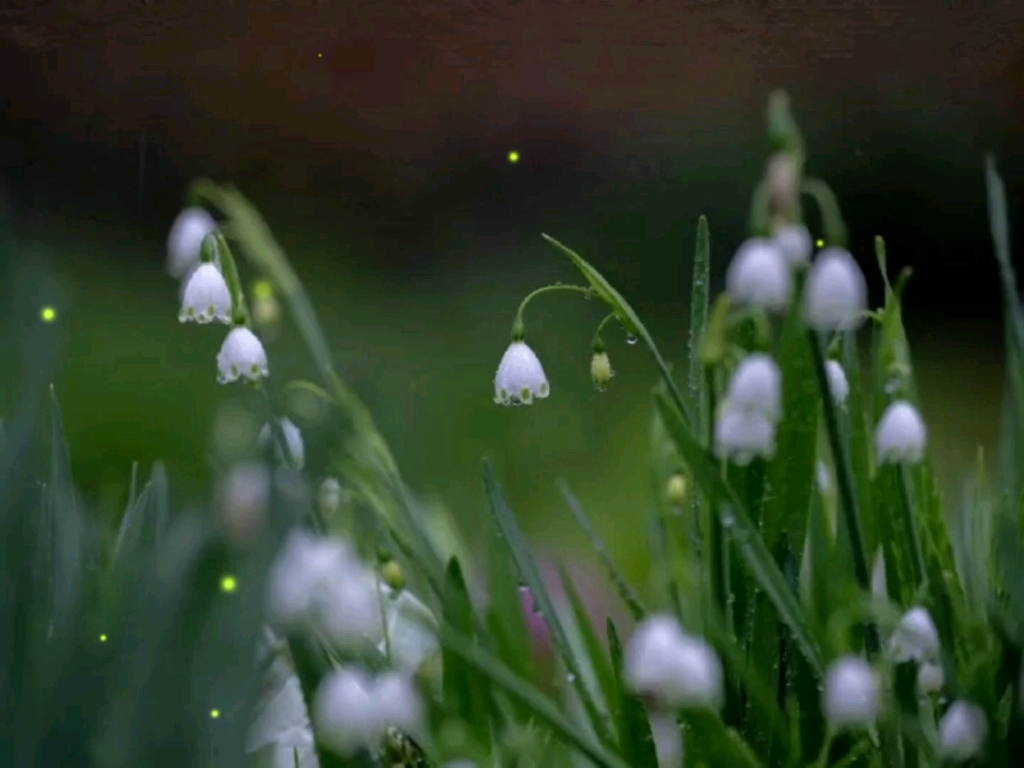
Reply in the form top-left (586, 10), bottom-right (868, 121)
top-left (507, 150), bottom-right (520, 164)
top-left (252, 280), bottom-right (274, 300)
top-left (815, 239), bottom-right (825, 248)
top-left (99, 633), bottom-right (108, 642)
top-left (210, 709), bottom-right (220, 719)
top-left (220, 575), bottom-right (237, 593)
top-left (40, 306), bottom-right (57, 322)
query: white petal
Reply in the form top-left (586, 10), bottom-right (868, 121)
top-left (823, 656), bottom-right (880, 727)
top-left (773, 223), bottom-right (812, 266)
top-left (714, 407), bottom-right (776, 465)
top-left (217, 327), bottom-right (269, 383)
top-left (313, 669), bottom-right (380, 756)
top-left (803, 248), bottom-right (867, 332)
top-left (379, 586), bottom-right (440, 674)
top-left (888, 606), bottom-right (940, 663)
top-left (726, 353), bottom-right (782, 422)
top-left (726, 238), bottom-right (792, 312)
top-left (875, 400), bottom-right (927, 464)
top-left (371, 672), bottom-right (424, 737)
top-left (494, 341), bottom-right (550, 405)
top-left (939, 701), bottom-right (987, 762)
top-left (259, 418), bottom-right (305, 470)
top-left (167, 207), bottom-right (217, 279)
top-left (825, 360), bottom-right (850, 404)
top-left (623, 614), bottom-right (687, 698)
top-left (917, 661), bottom-right (944, 696)
top-left (179, 263), bottom-right (232, 324)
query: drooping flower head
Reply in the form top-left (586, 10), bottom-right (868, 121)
top-left (494, 341), bottom-right (550, 405)
top-left (823, 656), bottom-right (880, 728)
top-left (803, 247), bottom-right (867, 332)
top-left (773, 223), bottom-right (813, 266)
top-left (726, 353), bottom-right (783, 423)
top-left (624, 613), bottom-right (723, 710)
top-left (217, 326), bottom-right (269, 384)
top-left (714, 408), bottom-right (776, 465)
top-left (726, 238), bottom-right (792, 312)
top-left (939, 701), bottom-right (987, 763)
top-left (875, 400), bottom-right (927, 464)
top-left (167, 207), bottom-right (217, 279)
top-left (179, 262), bottom-right (232, 324)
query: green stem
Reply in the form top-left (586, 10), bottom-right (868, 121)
top-left (706, 367), bottom-right (731, 637)
top-left (591, 312), bottom-right (618, 351)
top-left (213, 231), bottom-right (250, 326)
top-left (813, 725), bottom-right (835, 768)
top-left (801, 178), bottom-right (849, 248)
top-left (897, 464), bottom-right (925, 588)
top-left (809, 330), bottom-right (879, 654)
top-left (512, 283), bottom-right (593, 340)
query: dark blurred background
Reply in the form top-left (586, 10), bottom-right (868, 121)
top-left (1, 0), bottom-right (1022, 575)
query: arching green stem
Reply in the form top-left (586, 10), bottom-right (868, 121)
top-left (591, 312), bottom-right (618, 352)
top-left (511, 283), bottom-right (592, 340)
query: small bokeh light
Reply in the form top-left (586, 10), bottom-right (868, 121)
top-left (40, 306), bottom-right (57, 322)
top-left (507, 150), bottom-right (520, 164)
top-left (210, 709), bottom-right (220, 719)
top-left (99, 633), bottom-right (108, 642)
top-left (220, 575), bottom-right (238, 593)
top-left (816, 239), bottom-right (825, 248)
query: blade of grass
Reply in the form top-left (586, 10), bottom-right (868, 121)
top-left (483, 460), bottom-right (616, 747)
top-left (559, 566), bottom-right (617, 714)
top-left (653, 392), bottom-right (824, 677)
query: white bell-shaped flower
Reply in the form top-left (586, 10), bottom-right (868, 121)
top-left (888, 606), bottom-right (940, 663)
top-left (259, 417), bottom-right (305, 470)
top-left (939, 701), bottom-right (987, 763)
top-left (179, 262), bottom-right (232, 324)
top-left (494, 341), bottom-right (550, 405)
top-left (217, 326), bottom-right (269, 384)
top-left (624, 614), bottom-right (723, 710)
top-left (823, 656), bottom-right (880, 728)
top-left (726, 353), bottom-right (783, 422)
top-left (315, 564), bottom-right (385, 653)
top-left (773, 223), bottom-right (812, 266)
top-left (266, 530), bottom-right (358, 630)
top-left (379, 585), bottom-right (440, 674)
top-left (714, 407), bottom-right (776, 465)
top-left (371, 671), bottom-right (424, 737)
top-left (167, 207), bottom-right (217, 279)
top-left (726, 238), bottom-right (792, 312)
top-left (825, 360), bottom-right (850, 405)
top-left (875, 400), bottom-right (927, 464)
top-left (917, 661), bottom-right (944, 696)
top-left (313, 668), bottom-right (381, 756)
top-left (803, 248), bottom-right (867, 332)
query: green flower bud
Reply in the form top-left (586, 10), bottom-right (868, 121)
top-left (666, 473), bottom-right (689, 506)
top-left (590, 350), bottom-right (614, 389)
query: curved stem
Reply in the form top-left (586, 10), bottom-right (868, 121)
top-left (512, 283), bottom-right (592, 340)
top-left (213, 231), bottom-right (251, 326)
top-left (591, 312), bottom-right (618, 351)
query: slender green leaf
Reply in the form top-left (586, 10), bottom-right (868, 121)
top-left (682, 709), bottom-right (765, 768)
top-left (653, 392), bottom-right (824, 677)
top-left (559, 564), bottom-right (617, 716)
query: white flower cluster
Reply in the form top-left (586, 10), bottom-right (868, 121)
top-left (715, 353), bottom-right (782, 465)
top-left (623, 614), bottom-right (723, 711)
top-left (313, 667), bottom-right (423, 757)
top-left (168, 207), bottom-right (270, 385)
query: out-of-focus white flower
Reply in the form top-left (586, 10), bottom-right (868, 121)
top-left (259, 417), bottom-right (305, 470)
top-left (816, 461), bottom-right (832, 495)
top-left (379, 585), bottom-right (439, 674)
top-left (179, 262), bottom-right (232, 324)
top-left (624, 614), bottom-right (723, 710)
top-left (317, 477), bottom-right (343, 517)
top-left (875, 400), bottom-right (927, 464)
top-left (714, 407), bottom-right (776, 465)
top-left (220, 461), bottom-right (271, 545)
top-left (803, 248), bottom-right (867, 332)
top-left (917, 661), bottom-right (944, 696)
top-left (872, 547), bottom-right (888, 601)
top-left (590, 350), bottom-right (614, 389)
top-left (765, 151), bottom-right (799, 215)
top-left (648, 711), bottom-right (683, 768)
top-left (726, 353), bottom-right (783, 422)
top-left (939, 701), bottom-right (987, 763)
top-left (773, 223), bottom-right (812, 266)
top-left (494, 341), bottom-right (550, 405)
top-left (825, 360), bottom-right (849, 405)
top-left (445, 762), bottom-right (478, 768)
top-left (888, 606), bottom-right (940, 663)
top-left (313, 668), bottom-right (380, 756)
top-left (726, 238), bottom-right (792, 312)
top-left (218, 326), bottom-right (269, 384)
top-left (371, 671), bottom-right (424, 737)
top-left (167, 207), bottom-right (217, 279)
top-left (315, 566), bottom-right (385, 652)
top-left (823, 656), bottom-right (880, 728)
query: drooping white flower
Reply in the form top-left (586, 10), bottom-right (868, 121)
top-left (624, 614), bottom-right (723, 710)
top-left (726, 353), bottom-right (783, 422)
top-left (714, 407), bottom-right (776, 465)
top-left (494, 341), bottom-right (550, 405)
top-left (773, 223), bottom-right (813, 266)
top-left (313, 668), bottom-right (380, 756)
top-left (875, 400), bottom-right (927, 464)
top-left (725, 238), bottom-right (792, 312)
top-left (379, 585), bottom-right (440, 674)
top-left (179, 262), bottom-right (232, 324)
top-left (823, 656), bottom-right (880, 728)
top-left (371, 671), bottom-right (424, 737)
top-left (318, 477), bottom-right (343, 517)
top-left (266, 530), bottom-right (357, 630)
top-left (825, 360), bottom-right (849, 405)
top-left (217, 326), bottom-right (269, 384)
top-left (167, 207), bottom-right (217, 279)
top-left (939, 701), bottom-right (987, 763)
top-left (259, 417), bottom-right (305, 470)
top-left (315, 564), bottom-right (385, 652)
top-left (648, 711), bottom-right (683, 768)
top-left (917, 661), bottom-right (944, 696)
top-left (888, 606), bottom-right (940, 663)
top-left (803, 247), bottom-right (867, 332)
top-left (220, 460), bottom-right (271, 545)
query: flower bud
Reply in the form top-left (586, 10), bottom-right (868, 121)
top-left (590, 350), bottom-right (614, 389)
top-left (666, 474), bottom-right (689, 506)
top-left (875, 400), bottom-right (927, 464)
top-left (765, 151), bottom-right (799, 216)
top-left (726, 238), bottom-right (792, 312)
top-left (939, 701), bottom-right (987, 763)
top-left (382, 560), bottom-right (406, 592)
top-left (823, 656), bottom-right (880, 728)
top-left (825, 359), bottom-right (850, 405)
top-left (494, 341), bottom-right (550, 406)
top-left (803, 248), bottom-right (867, 332)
